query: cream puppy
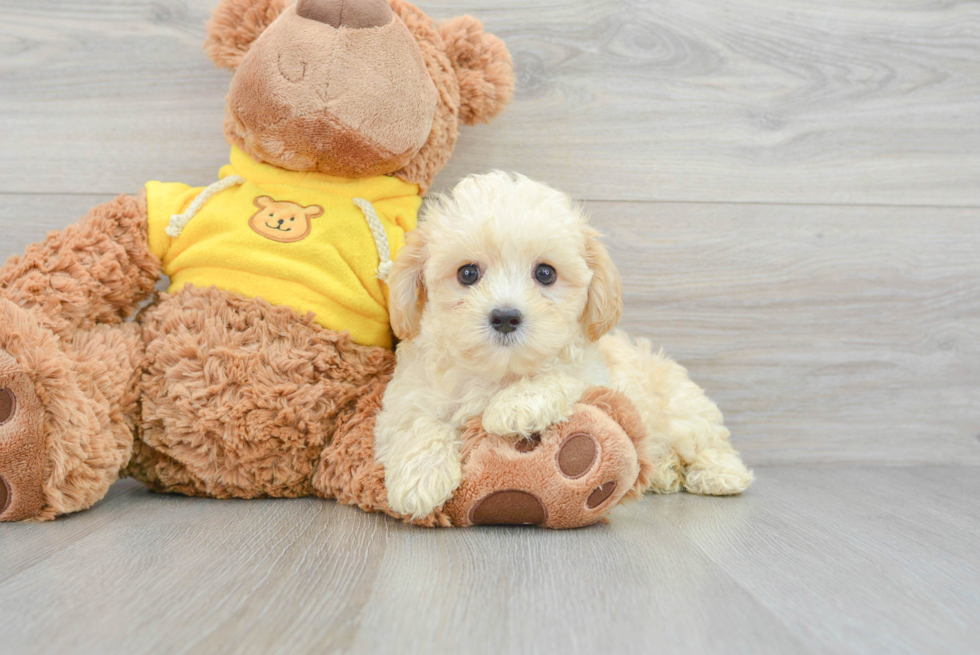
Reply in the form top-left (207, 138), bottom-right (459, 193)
top-left (376, 171), bottom-right (753, 518)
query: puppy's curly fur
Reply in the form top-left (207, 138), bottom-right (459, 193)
top-left (376, 172), bottom-right (753, 518)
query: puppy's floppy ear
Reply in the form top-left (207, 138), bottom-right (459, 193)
top-left (387, 231), bottom-right (428, 341)
top-left (439, 16), bottom-right (515, 126)
top-left (204, 0), bottom-right (290, 70)
top-left (581, 227), bottom-right (623, 342)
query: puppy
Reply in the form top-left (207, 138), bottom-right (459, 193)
top-left (376, 171), bottom-right (753, 518)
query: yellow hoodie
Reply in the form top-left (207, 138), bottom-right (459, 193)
top-left (146, 147), bottom-right (421, 349)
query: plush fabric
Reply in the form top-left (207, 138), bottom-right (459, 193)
top-left (0, 302), bottom-right (142, 522)
top-left (224, 3), bottom-right (439, 179)
top-left (211, 0), bottom-right (515, 190)
top-left (314, 383), bottom-right (653, 529)
top-left (444, 389), bottom-right (654, 528)
top-left (128, 284), bottom-right (394, 500)
top-left (0, 195), bottom-right (154, 521)
top-left (0, 192), bottom-right (158, 340)
top-left (0, 0), bottom-right (646, 529)
top-left (205, 0), bottom-right (293, 70)
top-left (126, 285), bottom-right (644, 530)
top-left (296, 0), bottom-right (393, 29)
top-left (438, 16), bottom-right (514, 127)
top-left (146, 147), bottom-right (421, 348)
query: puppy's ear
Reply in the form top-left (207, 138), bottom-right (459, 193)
top-left (387, 232), bottom-right (428, 341)
top-left (439, 16), bottom-right (515, 126)
top-left (581, 227), bottom-right (623, 342)
top-left (204, 0), bottom-right (290, 70)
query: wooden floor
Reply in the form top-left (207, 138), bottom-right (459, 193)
top-left (1, 1), bottom-right (979, 653)
top-left (1, 468), bottom-right (977, 654)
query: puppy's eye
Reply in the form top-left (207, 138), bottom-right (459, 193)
top-left (457, 264), bottom-right (481, 286)
top-left (534, 264), bottom-right (557, 286)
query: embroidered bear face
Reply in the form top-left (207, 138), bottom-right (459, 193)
top-left (249, 196), bottom-right (324, 243)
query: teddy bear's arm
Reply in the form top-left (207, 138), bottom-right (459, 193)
top-left (0, 192), bottom-right (160, 339)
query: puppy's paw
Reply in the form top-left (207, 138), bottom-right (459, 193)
top-left (682, 448), bottom-right (753, 496)
top-left (482, 384), bottom-right (575, 437)
top-left (385, 443), bottom-right (463, 519)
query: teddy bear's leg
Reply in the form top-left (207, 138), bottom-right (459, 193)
top-left (0, 299), bottom-right (142, 521)
top-left (444, 388), bottom-right (653, 529)
top-left (314, 385), bottom-right (650, 529)
top-left (0, 193), bottom-right (160, 340)
top-left (126, 285), bottom-right (400, 501)
top-left (0, 194), bottom-right (154, 521)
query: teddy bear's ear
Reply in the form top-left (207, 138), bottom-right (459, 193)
top-left (304, 204), bottom-right (325, 219)
top-left (204, 0), bottom-right (291, 70)
top-left (438, 16), bottom-right (515, 126)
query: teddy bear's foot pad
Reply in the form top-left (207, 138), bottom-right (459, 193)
top-left (470, 490), bottom-right (547, 525)
top-left (446, 404), bottom-right (642, 529)
top-left (0, 353), bottom-right (46, 522)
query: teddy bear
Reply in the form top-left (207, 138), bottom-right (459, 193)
top-left (0, 0), bottom-right (651, 528)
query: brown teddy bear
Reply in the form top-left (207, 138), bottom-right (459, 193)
top-left (0, 0), bottom-right (651, 527)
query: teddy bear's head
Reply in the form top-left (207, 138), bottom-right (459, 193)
top-left (204, 0), bottom-right (513, 191)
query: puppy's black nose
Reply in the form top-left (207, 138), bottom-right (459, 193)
top-left (490, 308), bottom-right (522, 334)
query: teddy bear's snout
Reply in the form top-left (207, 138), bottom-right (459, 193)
top-left (296, 0), bottom-right (393, 29)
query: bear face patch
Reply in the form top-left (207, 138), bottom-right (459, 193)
top-left (249, 196), bottom-right (324, 243)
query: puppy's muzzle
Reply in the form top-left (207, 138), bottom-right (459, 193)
top-left (490, 308), bottom-right (522, 334)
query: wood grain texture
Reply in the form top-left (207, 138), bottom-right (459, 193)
top-left (0, 468), bottom-right (977, 655)
top-left (588, 201), bottom-right (980, 465)
top-left (1, 1), bottom-right (979, 204)
top-left (2, 194), bottom-right (976, 465)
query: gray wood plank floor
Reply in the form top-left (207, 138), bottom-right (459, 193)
top-left (1, 467), bottom-right (978, 655)
top-left (1, 1), bottom-right (978, 653)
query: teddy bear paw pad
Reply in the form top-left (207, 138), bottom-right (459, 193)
top-left (514, 433), bottom-right (541, 453)
top-left (0, 355), bottom-right (47, 522)
top-left (470, 490), bottom-right (547, 526)
top-left (556, 433), bottom-right (598, 479)
top-left (586, 481), bottom-right (617, 508)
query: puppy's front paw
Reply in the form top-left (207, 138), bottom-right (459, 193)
top-left (482, 385), bottom-right (574, 437)
top-left (385, 444), bottom-right (463, 519)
